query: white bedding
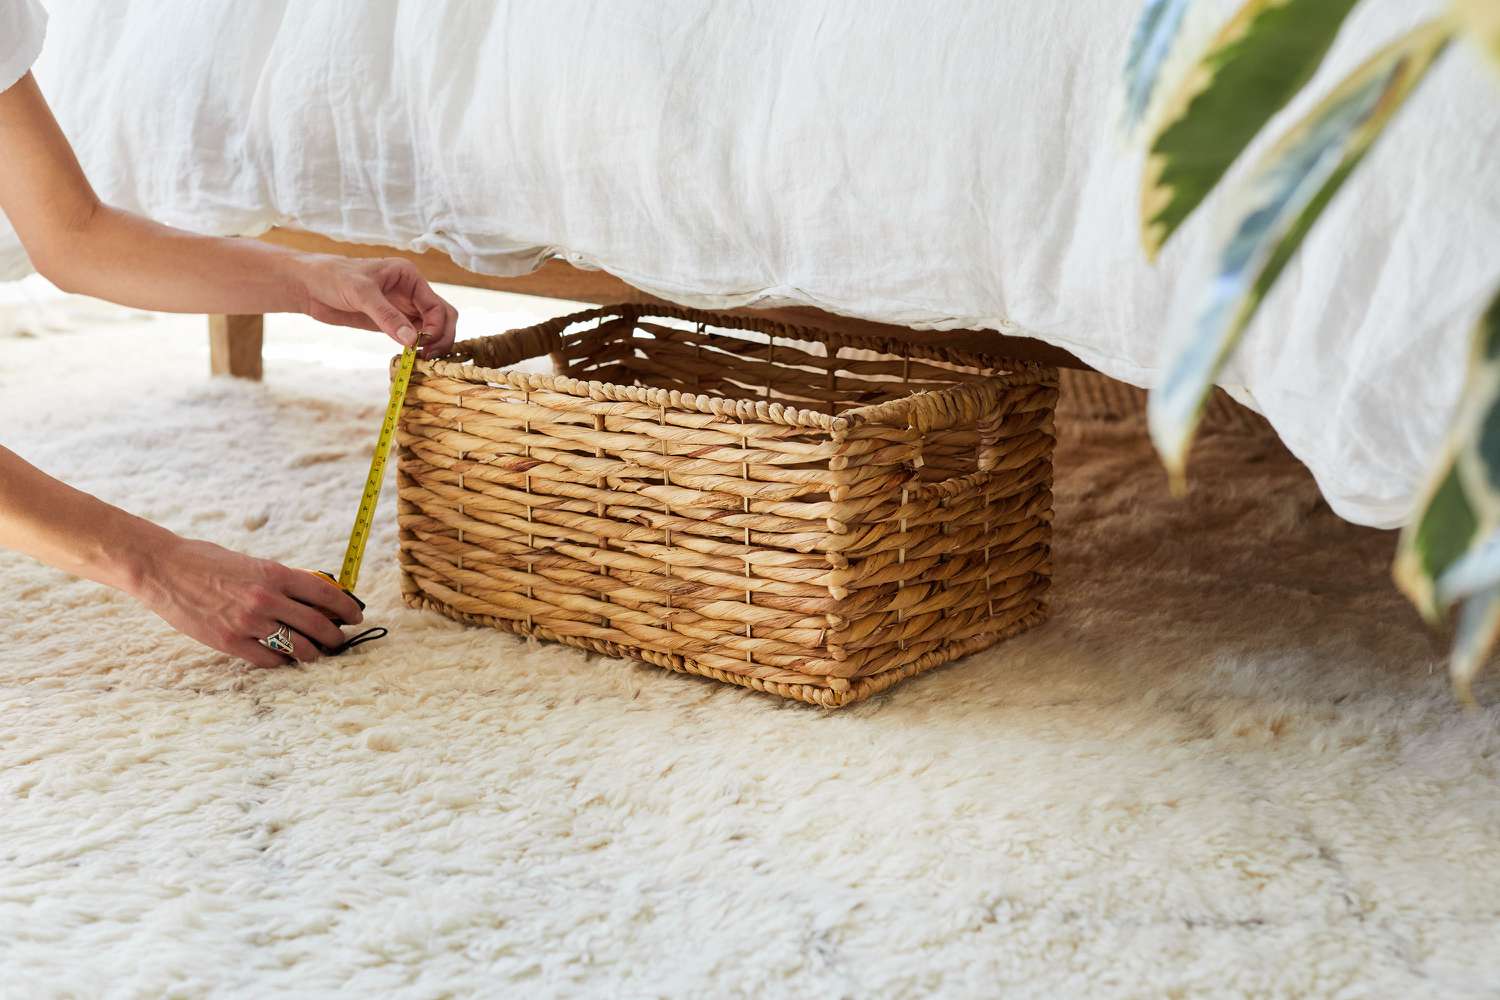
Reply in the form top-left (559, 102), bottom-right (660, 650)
top-left (6, 0), bottom-right (1499, 527)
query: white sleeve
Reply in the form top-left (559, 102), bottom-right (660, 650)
top-left (0, 0), bottom-right (46, 93)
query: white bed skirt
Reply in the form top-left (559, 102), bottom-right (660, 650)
top-left (6, 0), bottom-right (1498, 528)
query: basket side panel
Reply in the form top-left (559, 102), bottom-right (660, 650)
top-left (827, 380), bottom-right (1057, 682)
top-left (397, 363), bottom-right (866, 690)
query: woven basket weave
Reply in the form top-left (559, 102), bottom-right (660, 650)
top-left (396, 305), bottom-right (1057, 707)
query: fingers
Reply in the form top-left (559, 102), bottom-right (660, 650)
top-left (311, 257), bottom-right (458, 357)
top-left (230, 573), bottom-right (353, 665)
top-left (242, 615), bottom-right (327, 665)
top-left (307, 303), bottom-right (381, 332)
top-left (275, 600), bottom-right (347, 654)
top-left (377, 258), bottom-right (457, 358)
top-left (230, 638), bottom-right (291, 670)
top-left (350, 275), bottom-right (420, 349)
top-left (261, 568), bottom-right (361, 655)
top-left (282, 568), bottom-right (364, 627)
top-left (409, 278), bottom-right (458, 358)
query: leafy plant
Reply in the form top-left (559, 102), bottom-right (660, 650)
top-left (1124, 0), bottom-right (1500, 698)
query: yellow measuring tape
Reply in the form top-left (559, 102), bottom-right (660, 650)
top-left (337, 340), bottom-right (422, 593)
top-left (283, 338), bottom-right (423, 657)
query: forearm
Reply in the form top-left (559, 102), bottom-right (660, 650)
top-left (0, 445), bottom-right (166, 597)
top-left (0, 444), bottom-right (366, 665)
top-left (36, 206), bottom-right (313, 316)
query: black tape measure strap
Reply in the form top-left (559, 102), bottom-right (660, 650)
top-left (324, 627), bottom-right (389, 656)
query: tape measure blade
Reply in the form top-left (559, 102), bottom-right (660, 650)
top-left (338, 345), bottom-right (420, 592)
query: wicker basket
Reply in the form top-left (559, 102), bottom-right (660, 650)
top-left (396, 304), bottom-right (1057, 707)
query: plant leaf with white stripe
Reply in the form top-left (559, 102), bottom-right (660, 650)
top-left (1452, 584), bottom-right (1500, 705)
top-left (1122, 0), bottom-right (1197, 137)
top-left (1141, 0), bottom-right (1363, 258)
top-left (1454, 0), bottom-right (1500, 69)
top-left (1395, 287), bottom-right (1500, 623)
top-left (1148, 19), bottom-right (1454, 483)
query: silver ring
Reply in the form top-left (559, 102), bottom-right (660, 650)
top-left (259, 623), bottom-right (296, 656)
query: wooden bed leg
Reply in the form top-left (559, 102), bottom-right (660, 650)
top-left (208, 314), bottom-right (265, 379)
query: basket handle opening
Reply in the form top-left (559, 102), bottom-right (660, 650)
top-left (891, 379), bottom-right (1057, 499)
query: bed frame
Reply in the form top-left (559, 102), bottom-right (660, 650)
top-left (207, 228), bottom-right (1082, 378)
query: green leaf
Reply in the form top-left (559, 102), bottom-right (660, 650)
top-left (1395, 287), bottom-right (1500, 620)
top-left (1417, 469), bottom-right (1482, 607)
top-left (1399, 283), bottom-right (1500, 702)
top-left (1141, 0), bottom-right (1362, 257)
top-left (1148, 20), bottom-right (1455, 483)
top-left (1122, 0), bottom-right (1197, 136)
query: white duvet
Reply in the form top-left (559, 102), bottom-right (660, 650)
top-left (7, 0), bottom-right (1500, 527)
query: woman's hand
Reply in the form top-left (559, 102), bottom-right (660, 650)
top-left (3, 72), bottom-right (462, 355)
top-left (131, 534), bottom-right (366, 668)
top-left (298, 255), bottom-right (459, 358)
top-left (296, 254), bottom-right (459, 359)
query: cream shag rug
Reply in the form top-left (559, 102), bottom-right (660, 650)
top-left (1, 295), bottom-right (1498, 999)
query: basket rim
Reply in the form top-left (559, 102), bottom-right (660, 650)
top-left (413, 303), bottom-right (1058, 434)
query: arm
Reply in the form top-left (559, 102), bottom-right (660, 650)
top-left (0, 72), bottom-right (440, 666)
top-left (0, 447), bottom-right (358, 667)
top-left (0, 73), bottom-right (458, 355)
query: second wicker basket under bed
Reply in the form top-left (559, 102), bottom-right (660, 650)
top-left (396, 305), bottom-right (1057, 707)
